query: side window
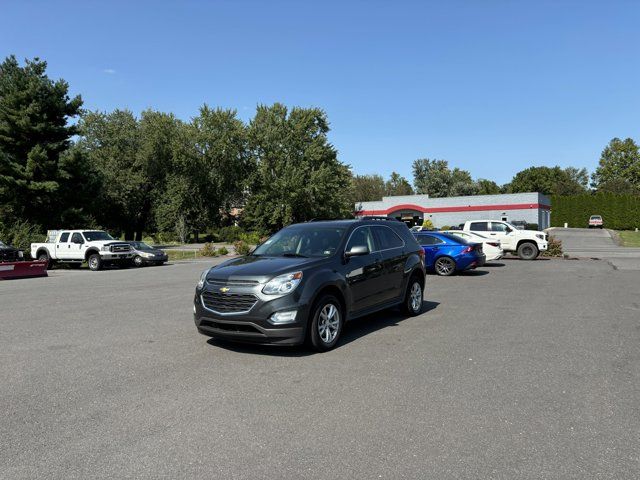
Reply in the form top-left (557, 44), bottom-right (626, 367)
top-left (346, 227), bottom-right (375, 253)
top-left (469, 222), bottom-right (489, 231)
top-left (58, 232), bottom-right (70, 243)
top-left (415, 234), bottom-right (443, 246)
top-left (491, 222), bottom-right (508, 232)
top-left (71, 233), bottom-right (84, 244)
top-left (373, 226), bottom-right (404, 250)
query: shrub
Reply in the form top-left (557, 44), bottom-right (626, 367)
top-left (421, 218), bottom-right (434, 230)
top-left (543, 235), bottom-right (563, 257)
top-left (440, 225), bottom-right (451, 231)
top-left (153, 231), bottom-right (178, 245)
top-left (0, 219), bottom-right (43, 253)
top-left (217, 246), bottom-right (229, 256)
top-left (198, 243), bottom-right (219, 257)
top-left (233, 240), bottom-right (251, 256)
top-left (551, 193), bottom-right (640, 230)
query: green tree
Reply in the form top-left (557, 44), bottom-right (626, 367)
top-left (412, 158), bottom-right (476, 197)
top-left (508, 166), bottom-right (588, 196)
top-left (0, 55), bottom-right (83, 228)
top-left (352, 174), bottom-right (386, 202)
top-left (591, 137), bottom-right (640, 192)
top-left (243, 104), bottom-right (352, 232)
top-left (385, 171), bottom-right (413, 196)
top-left (476, 178), bottom-right (501, 195)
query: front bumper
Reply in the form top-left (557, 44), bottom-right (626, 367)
top-left (193, 286), bottom-right (309, 346)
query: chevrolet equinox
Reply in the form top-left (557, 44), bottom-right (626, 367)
top-left (193, 218), bottom-right (426, 351)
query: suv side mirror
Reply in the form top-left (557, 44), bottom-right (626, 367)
top-left (345, 245), bottom-right (369, 257)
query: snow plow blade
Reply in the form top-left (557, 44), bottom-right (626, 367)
top-left (0, 261), bottom-right (48, 280)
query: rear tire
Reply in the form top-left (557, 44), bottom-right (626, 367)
top-left (434, 257), bottom-right (456, 276)
top-left (309, 295), bottom-right (344, 352)
top-left (402, 275), bottom-right (424, 315)
top-left (517, 242), bottom-right (539, 260)
top-left (88, 253), bottom-right (102, 271)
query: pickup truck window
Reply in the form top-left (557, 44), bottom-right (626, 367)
top-left (59, 232), bottom-right (70, 243)
top-left (71, 233), bottom-right (84, 244)
top-left (491, 222), bottom-right (509, 232)
top-left (469, 222), bottom-right (489, 231)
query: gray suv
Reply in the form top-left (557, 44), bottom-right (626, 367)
top-left (193, 218), bottom-right (426, 351)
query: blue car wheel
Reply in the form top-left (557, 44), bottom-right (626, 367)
top-left (434, 256), bottom-right (456, 276)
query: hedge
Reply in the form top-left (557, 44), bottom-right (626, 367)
top-left (551, 193), bottom-right (640, 230)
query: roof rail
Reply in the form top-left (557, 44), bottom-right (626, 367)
top-left (359, 216), bottom-right (400, 222)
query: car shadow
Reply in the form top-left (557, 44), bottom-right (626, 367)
top-left (205, 300), bottom-right (440, 356)
top-left (484, 262), bottom-right (505, 267)
top-left (337, 300), bottom-right (440, 349)
top-left (459, 270), bottom-right (490, 276)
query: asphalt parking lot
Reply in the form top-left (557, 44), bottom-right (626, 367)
top-left (2, 257), bottom-right (640, 479)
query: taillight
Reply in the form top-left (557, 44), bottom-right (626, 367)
top-left (418, 249), bottom-right (425, 264)
top-left (461, 246), bottom-right (473, 254)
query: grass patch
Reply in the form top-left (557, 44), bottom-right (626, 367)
top-left (618, 231), bottom-right (640, 247)
top-left (165, 250), bottom-right (202, 261)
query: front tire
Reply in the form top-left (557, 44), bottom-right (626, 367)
top-left (88, 254), bottom-right (102, 271)
top-left (434, 257), bottom-right (456, 276)
top-left (309, 295), bottom-right (343, 352)
top-left (133, 255), bottom-right (144, 268)
top-left (517, 242), bottom-right (539, 260)
top-left (402, 275), bottom-right (424, 315)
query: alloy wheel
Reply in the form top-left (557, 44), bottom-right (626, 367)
top-left (318, 303), bottom-right (340, 344)
top-left (435, 258), bottom-right (454, 276)
top-left (410, 282), bottom-right (422, 312)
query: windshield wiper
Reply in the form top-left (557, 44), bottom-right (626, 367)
top-left (281, 252), bottom-right (308, 258)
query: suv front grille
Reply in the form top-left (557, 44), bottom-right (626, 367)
top-left (207, 278), bottom-right (259, 286)
top-left (110, 244), bottom-right (131, 253)
top-left (201, 291), bottom-right (258, 314)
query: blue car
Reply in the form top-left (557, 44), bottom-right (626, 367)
top-left (413, 232), bottom-right (486, 276)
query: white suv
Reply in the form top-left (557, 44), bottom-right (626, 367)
top-left (462, 220), bottom-right (548, 260)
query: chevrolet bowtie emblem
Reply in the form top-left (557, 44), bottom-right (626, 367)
top-left (220, 287), bottom-right (230, 293)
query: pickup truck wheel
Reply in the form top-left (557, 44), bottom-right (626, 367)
top-left (37, 252), bottom-right (51, 269)
top-left (88, 254), bottom-right (102, 271)
top-left (309, 295), bottom-right (343, 352)
top-left (434, 257), bottom-right (456, 276)
top-left (517, 242), bottom-right (539, 260)
top-left (402, 275), bottom-right (424, 315)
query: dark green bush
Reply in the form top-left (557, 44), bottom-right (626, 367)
top-left (551, 193), bottom-right (640, 230)
top-left (217, 246), bottom-right (229, 255)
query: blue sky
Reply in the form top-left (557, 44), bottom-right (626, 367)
top-left (2, 0), bottom-right (639, 185)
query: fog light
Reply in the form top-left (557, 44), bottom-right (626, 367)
top-left (268, 310), bottom-right (297, 325)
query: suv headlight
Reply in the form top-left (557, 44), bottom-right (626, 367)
top-left (197, 269), bottom-right (209, 290)
top-left (262, 271), bottom-right (303, 295)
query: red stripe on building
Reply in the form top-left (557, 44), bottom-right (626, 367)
top-left (358, 203), bottom-right (551, 216)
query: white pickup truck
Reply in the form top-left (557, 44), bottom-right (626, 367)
top-left (31, 230), bottom-right (134, 271)
top-left (462, 220), bottom-right (548, 260)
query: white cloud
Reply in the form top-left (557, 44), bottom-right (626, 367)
top-left (103, 68), bottom-right (116, 74)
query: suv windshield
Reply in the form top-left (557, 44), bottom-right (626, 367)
top-left (83, 231), bottom-right (114, 242)
top-left (253, 226), bottom-right (347, 258)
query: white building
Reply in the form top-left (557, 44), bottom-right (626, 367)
top-left (355, 192), bottom-right (551, 229)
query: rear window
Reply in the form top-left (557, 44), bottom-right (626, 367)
top-left (469, 222), bottom-right (489, 231)
top-left (372, 226), bottom-right (404, 250)
top-left (58, 232), bottom-right (69, 243)
top-left (415, 234), bottom-right (444, 245)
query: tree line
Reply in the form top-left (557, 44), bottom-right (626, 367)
top-left (1, 55), bottom-right (639, 245)
top-left (353, 139), bottom-right (640, 203)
